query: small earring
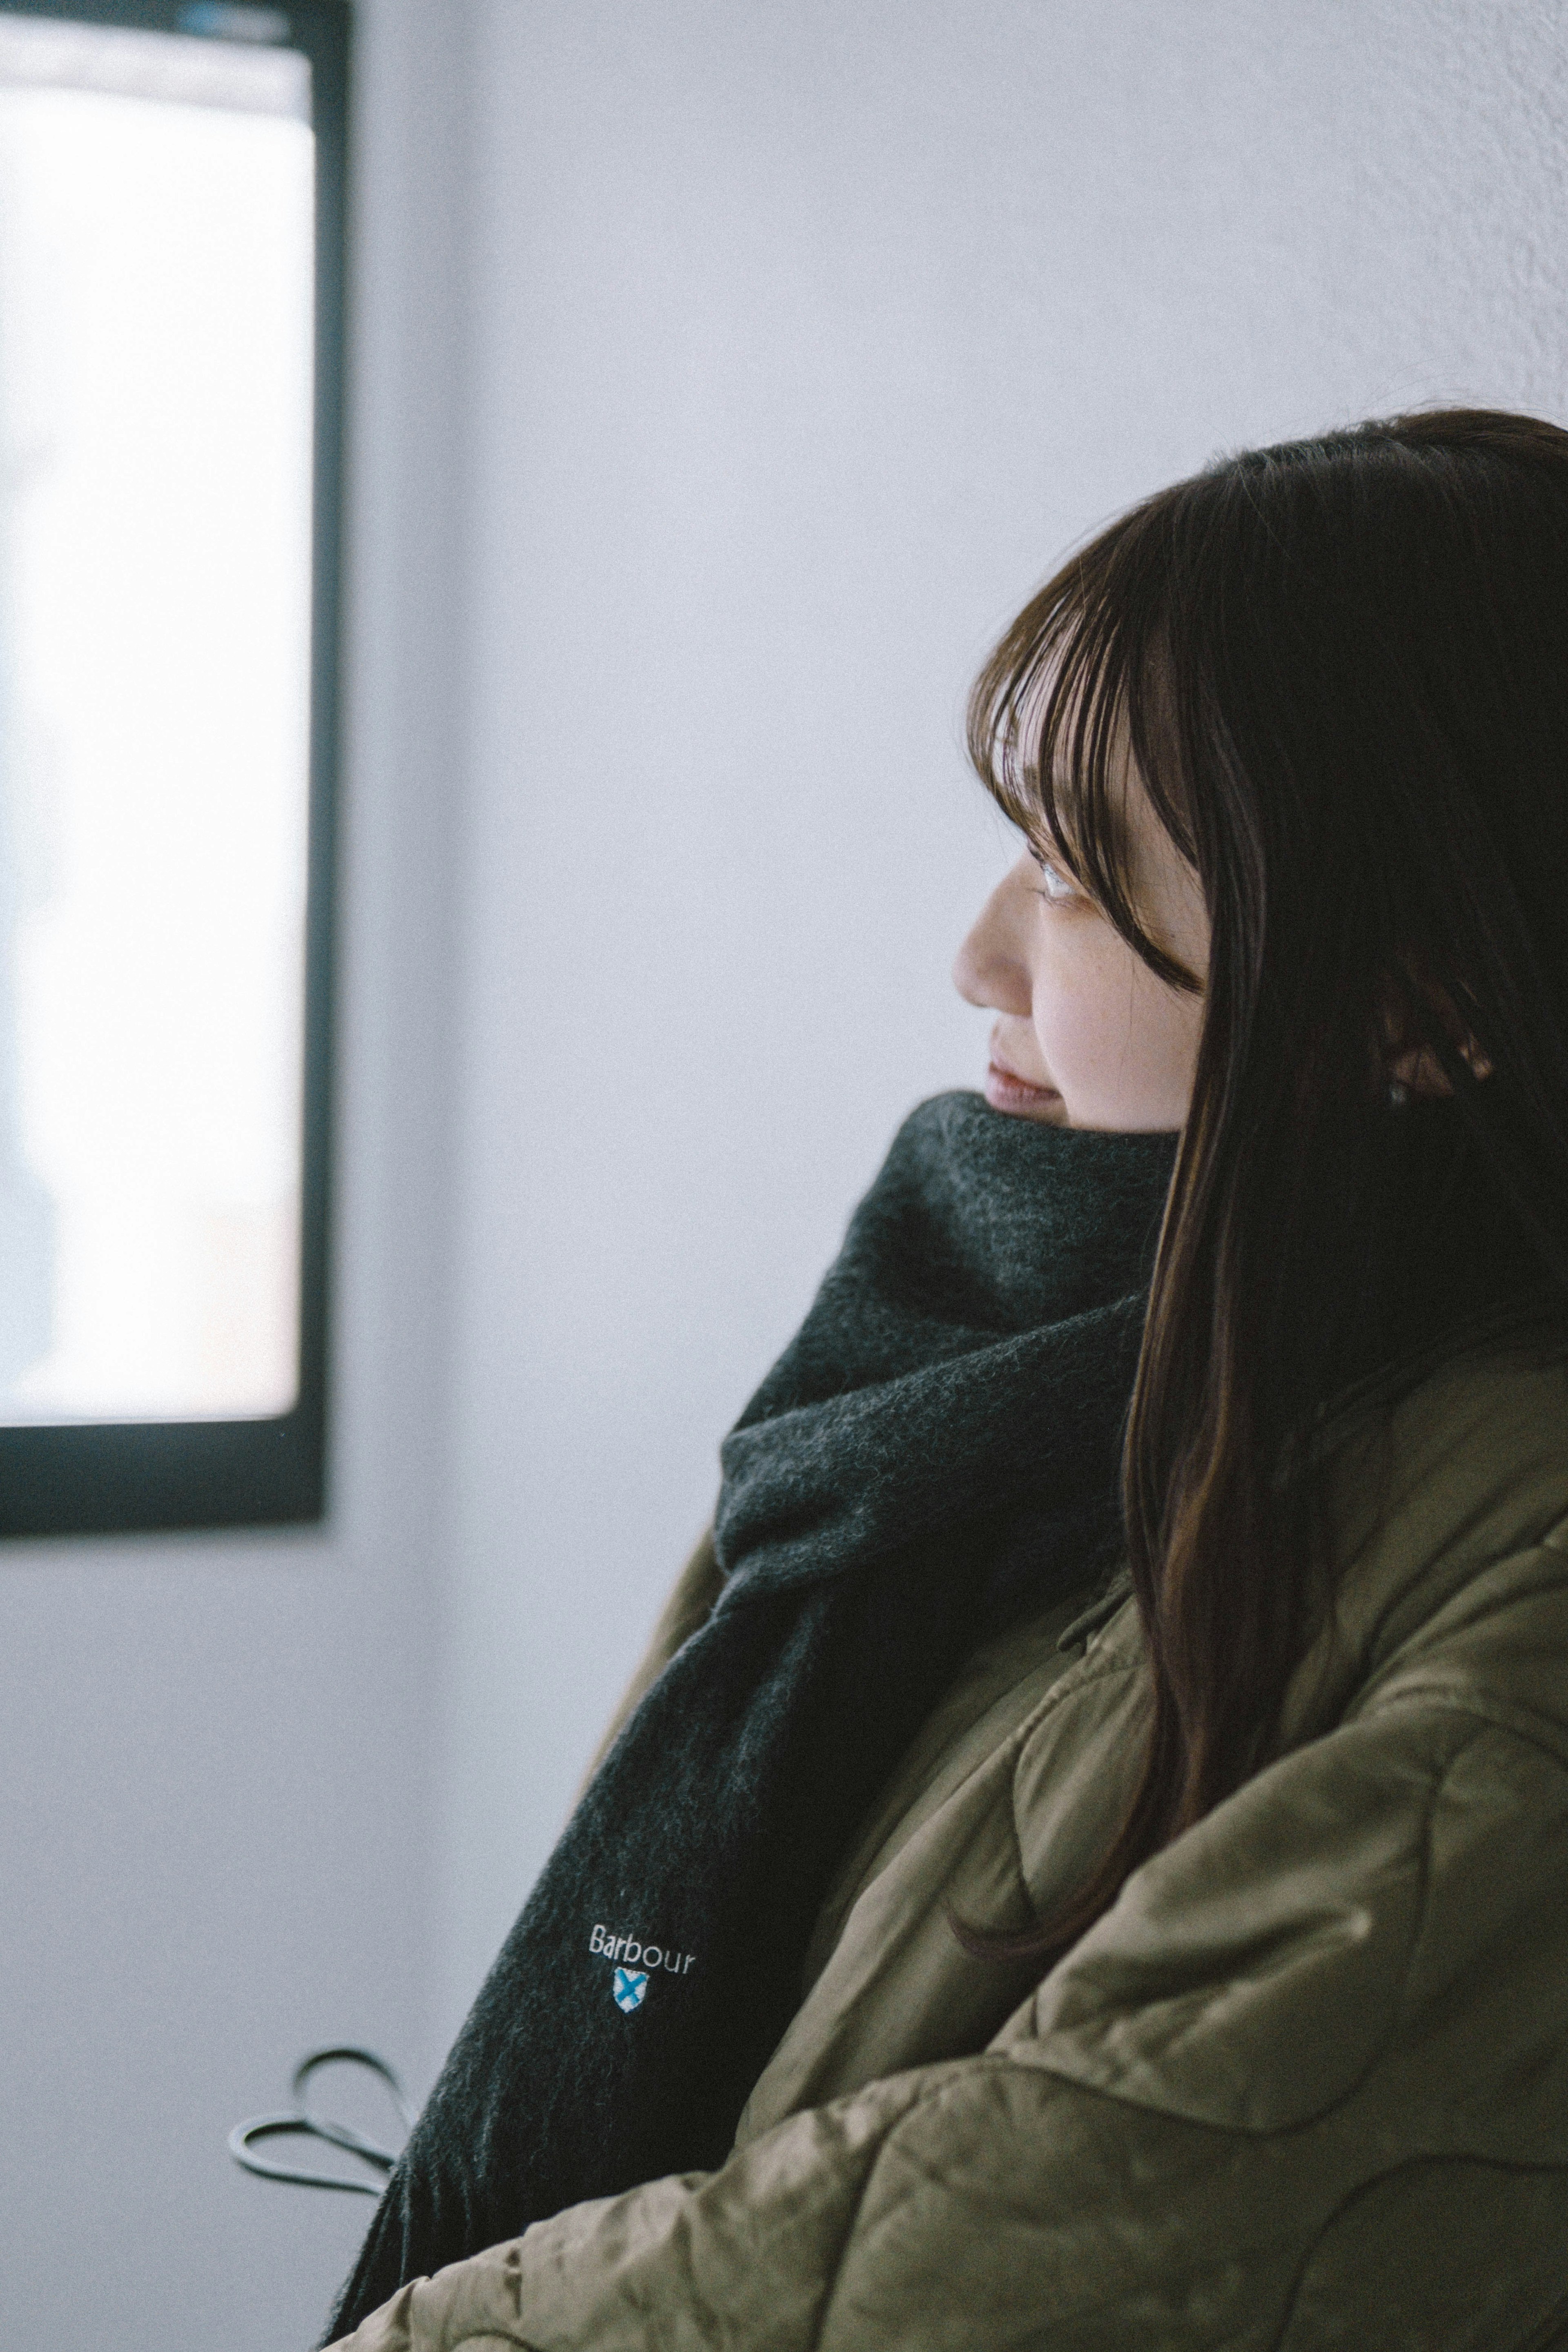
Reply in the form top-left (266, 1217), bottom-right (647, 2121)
top-left (1388, 1078), bottom-right (1410, 1109)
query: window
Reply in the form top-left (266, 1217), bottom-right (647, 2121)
top-left (0, 0), bottom-right (346, 1532)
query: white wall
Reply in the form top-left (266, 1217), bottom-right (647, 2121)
top-left (0, 3), bottom-right (469, 2346)
top-left (5, 4), bottom-right (1568, 2348)
top-left (438, 0), bottom-right (1568, 2032)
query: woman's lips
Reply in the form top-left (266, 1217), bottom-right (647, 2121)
top-left (984, 1060), bottom-right (1063, 1116)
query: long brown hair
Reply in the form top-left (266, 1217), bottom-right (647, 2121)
top-left (967, 408), bottom-right (1568, 1960)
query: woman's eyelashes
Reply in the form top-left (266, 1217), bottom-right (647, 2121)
top-left (1029, 846), bottom-right (1078, 903)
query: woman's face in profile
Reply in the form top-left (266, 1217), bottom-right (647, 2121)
top-left (952, 779), bottom-right (1210, 1135)
top-left (953, 775), bottom-right (1489, 1133)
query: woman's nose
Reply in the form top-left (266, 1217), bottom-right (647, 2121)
top-left (952, 863), bottom-right (1033, 1016)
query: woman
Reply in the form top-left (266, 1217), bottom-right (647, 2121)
top-left (325, 409), bottom-right (1568, 2349)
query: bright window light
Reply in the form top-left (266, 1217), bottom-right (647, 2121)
top-left (0, 16), bottom-right (315, 1423)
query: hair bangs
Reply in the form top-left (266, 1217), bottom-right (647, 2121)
top-left (966, 520), bottom-right (1200, 993)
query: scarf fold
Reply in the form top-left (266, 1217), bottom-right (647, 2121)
top-left (323, 1093), bottom-right (1179, 2342)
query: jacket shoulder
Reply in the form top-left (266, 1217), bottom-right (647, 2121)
top-left (1285, 1329), bottom-right (1568, 1746)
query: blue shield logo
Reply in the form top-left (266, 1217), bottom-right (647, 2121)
top-left (612, 1966), bottom-right (649, 2013)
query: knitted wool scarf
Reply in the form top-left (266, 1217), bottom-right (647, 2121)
top-left (323, 1092), bottom-right (1180, 2341)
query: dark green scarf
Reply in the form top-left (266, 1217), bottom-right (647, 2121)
top-left (323, 1092), bottom-right (1180, 2341)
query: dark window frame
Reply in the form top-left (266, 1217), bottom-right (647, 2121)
top-left (0, 0), bottom-right (348, 1537)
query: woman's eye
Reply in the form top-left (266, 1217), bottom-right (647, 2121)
top-left (1029, 849), bottom-right (1076, 903)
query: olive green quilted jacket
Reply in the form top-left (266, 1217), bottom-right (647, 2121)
top-left (332, 1310), bottom-right (1568, 2350)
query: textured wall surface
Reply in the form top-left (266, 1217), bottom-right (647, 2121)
top-left (2, 3), bottom-right (1567, 2348)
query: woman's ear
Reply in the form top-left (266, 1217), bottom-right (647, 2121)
top-left (1385, 1035), bottom-right (1494, 1096)
top-left (1376, 964), bottom-right (1494, 1096)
